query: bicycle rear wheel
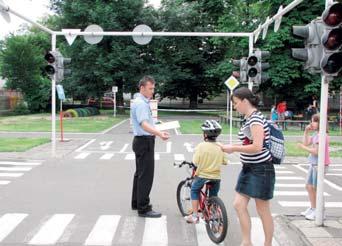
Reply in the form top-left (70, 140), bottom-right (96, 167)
top-left (205, 196), bottom-right (228, 244)
top-left (176, 180), bottom-right (192, 216)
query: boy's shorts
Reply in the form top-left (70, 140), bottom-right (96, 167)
top-left (190, 177), bottom-right (220, 200)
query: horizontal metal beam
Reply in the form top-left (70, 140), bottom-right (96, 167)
top-left (0, 1), bottom-right (54, 34)
top-left (55, 31), bottom-right (251, 38)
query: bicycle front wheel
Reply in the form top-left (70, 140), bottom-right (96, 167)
top-left (176, 180), bottom-right (192, 216)
top-left (205, 196), bottom-right (228, 244)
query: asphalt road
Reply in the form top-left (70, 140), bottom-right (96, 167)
top-left (0, 119), bottom-right (341, 245)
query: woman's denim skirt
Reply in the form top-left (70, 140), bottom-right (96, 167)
top-left (235, 162), bottom-right (275, 200)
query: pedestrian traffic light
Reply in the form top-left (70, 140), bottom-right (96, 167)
top-left (56, 55), bottom-right (72, 82)
top-left (256, 49), bottom-right (270, 83)
top-left (44, 50), bottom-right (72, 82)
top-left (291, 19), bottom-right (324, 74)
top-left (320, 2), bottom-right (342, 77)
top-left (247, 54), bottom-right (258, 83)
top-left (232, 57), bottom-right (248, 82)
top-left (44, 51), bottom-right (58, 78)
top-left (246, 49), bottom-right (270, 84)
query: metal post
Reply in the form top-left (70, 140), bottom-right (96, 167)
top-left (51, 34), bottom-right (56, 157)
top-left (339, 85), bottom-right (342, 135)
top-left (229, 91), bottom-right (233, 145)
top-left (60, 100), bottom-right (64, 142)
top-left (315, 75), bottom-right (329, 226)
top-left (113, 92), bottom-right (116, 117)
top-left (226, 89), bottom-right (229, 119)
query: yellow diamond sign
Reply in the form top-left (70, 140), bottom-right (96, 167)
top-left (224, 76), bottom-right (240, 91)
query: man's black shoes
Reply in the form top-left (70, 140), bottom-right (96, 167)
top-left (138, 210), bottom-right (162, 218)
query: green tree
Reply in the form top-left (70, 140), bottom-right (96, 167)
top-left (0, 34), bottom-right (51, 112)
top-left (155, 0), bottom-right (227, 108)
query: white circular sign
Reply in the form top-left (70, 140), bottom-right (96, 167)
top-left (132, 24), bottom-right (153, 45)
top-left (84, 24), bottom-right (103, 44)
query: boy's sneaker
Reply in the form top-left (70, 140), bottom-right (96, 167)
top-left (185, 215), bottom-right (199, 224)
top-left (305, 209), bottom-right (316, 220)
top-left (300, 207), bottom-right (312, 216)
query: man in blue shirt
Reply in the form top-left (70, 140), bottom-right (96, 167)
top-left (131, 75), bottom-right (169, 218)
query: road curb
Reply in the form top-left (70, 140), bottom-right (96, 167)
top-left (274, 215), bottom-right (312, 246)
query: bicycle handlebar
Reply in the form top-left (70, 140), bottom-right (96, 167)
top-left (173, 160), bottom-right (196, 169)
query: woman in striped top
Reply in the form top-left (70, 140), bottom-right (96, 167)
top-left (221, 87), bottom-right (275, 246)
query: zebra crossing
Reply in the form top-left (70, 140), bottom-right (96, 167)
top-left (274, 165), bottom-right (342, 209)
top-left (73, 141), bottom-right (198, 162)
top-left (0, 160), bottom-right (42, 187)
top-left (0, 212), bottom-right (278, 245)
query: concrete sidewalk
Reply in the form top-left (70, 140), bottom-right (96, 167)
top-left (274, 215), bottom-right (342, 246)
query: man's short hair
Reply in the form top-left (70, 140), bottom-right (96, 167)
top-left (138, 75), bottom-right (155, 88)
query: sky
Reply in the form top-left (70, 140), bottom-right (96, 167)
top-left (0, 0), bottom-right (161, 40)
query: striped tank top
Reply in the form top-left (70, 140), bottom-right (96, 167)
top-left (238, 111), bottom-right (271, 164)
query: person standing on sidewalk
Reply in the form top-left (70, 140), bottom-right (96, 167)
top-left (297, 113), bottom-right (331, 220)
top-left (220, 87), bottom-right (275, 246)
top-left (131, 75), bottom-right (170, 218)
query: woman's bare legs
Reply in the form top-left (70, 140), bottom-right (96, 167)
top-left (234, 192), bottom-right (252, 246)
top-left (255, 198), bottom-right (274, 246)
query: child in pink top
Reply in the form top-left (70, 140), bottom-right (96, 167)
top-left (297, 114), bottom-right (330, 220)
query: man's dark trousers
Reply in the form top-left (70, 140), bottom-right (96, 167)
top-left (132, 136), bottom-right (155, 213)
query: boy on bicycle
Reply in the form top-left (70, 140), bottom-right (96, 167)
top-left (185, 120), bottom-right (228, 223)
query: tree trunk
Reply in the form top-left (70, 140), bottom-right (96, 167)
top-left (189, 92), bottom-right (198, 109)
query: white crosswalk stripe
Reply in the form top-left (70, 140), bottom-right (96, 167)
top-left (0, 160), bottom-right (42, 186)
top-left (100, 153), bottom-right (115, 160)
top-left (142, 216), bottom-right (168, 246)
top-left (275, 183), bottom-right (305, 188)
top-left (0, 161), bottom-right (41, 166)
top-left (278, 201), bottom-right (342, 208)
top-left (84, 215), bottom-right (120, 246)
top-left (28, 214), bottom-right (74, 245)
top-left (74, 152), bottom-right (90, 159)
top-left (0, 213), bottom-right (28, 242)
top-left (0, 212), bottom-right (285, 245)
top-left (274, 191), bottom-right (330, 196)
top-left (251, 217), bottom-right (279, 246)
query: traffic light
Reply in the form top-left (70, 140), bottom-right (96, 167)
top-left (56, 55), bottom-right (72, 82)
top-left (320, 2), bottom-right (342, 77)
top-left (44, 50), bottom-right (71, 82)
top-left (232, 57), bottom-right (248, 82)
top-left (246, 49), bottom-right (270, 84)
top-left (44, 51), bottom-right (58, 78)
top-left (255, 49), bottom-right (270, 83)
top-left (247, 53), bottom-right (258, 83)
top-left (291, 19), bottom-right (324, 74)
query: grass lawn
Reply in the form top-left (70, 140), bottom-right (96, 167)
top-left (285, 142), bottom-right (342, 158)
top-left (0, 114), bottom-right (127, 133)
top-left (179, 119), bottom-right (341, 136)
top-left (0, 138), bottom-right (50, 152)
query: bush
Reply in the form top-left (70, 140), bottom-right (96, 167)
top-left (12, 102), bottom-right (30, 115)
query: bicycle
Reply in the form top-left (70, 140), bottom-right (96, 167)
top-left (174, 160), bottom-right (228, 244)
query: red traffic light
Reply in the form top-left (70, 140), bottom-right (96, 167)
top-left (322, 2), bottom-right (342, 27)
top-left (322, 27), bottom-right (342, 50)
top-left (44, 52), bottom-right (56, 63)
top-left (247, 56), bottom-right (258, 66)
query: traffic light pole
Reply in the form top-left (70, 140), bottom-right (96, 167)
top-left (315, 75), bottom-right (329, 226)
top-left (315, 0), bottom-right (335, 227)
top-left (51, 34), bottom-right (57, 157)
